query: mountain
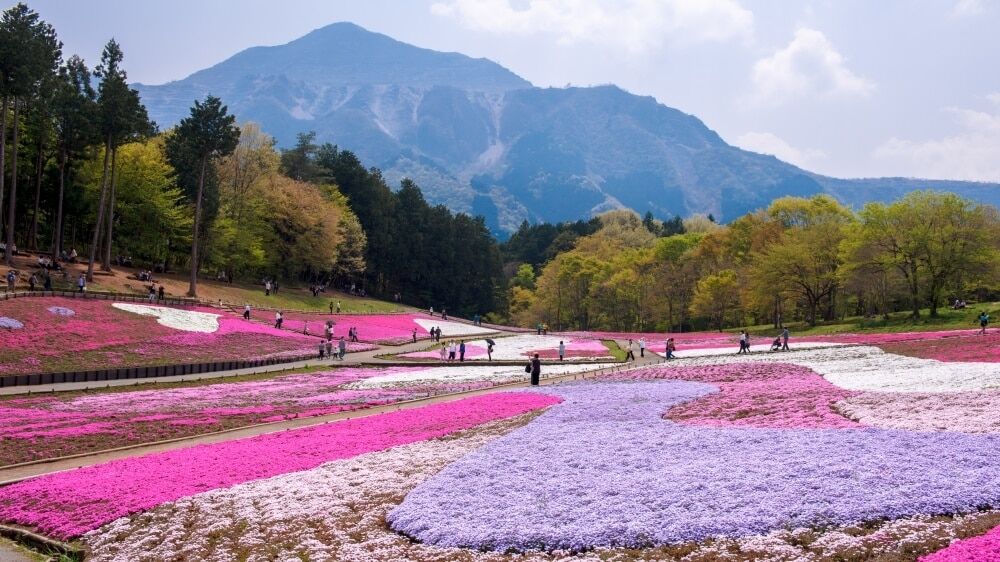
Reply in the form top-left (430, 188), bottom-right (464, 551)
top-left (135, 22), bottom-right (1000, 236)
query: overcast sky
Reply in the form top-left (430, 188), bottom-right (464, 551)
top-left (24, 0), bottom-right (1000, 182)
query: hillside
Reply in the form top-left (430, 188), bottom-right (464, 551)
top-left (135, 22), bottom-right (1000, 235)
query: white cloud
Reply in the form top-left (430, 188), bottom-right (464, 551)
top-left (750, 28), bottom-right (875, 105)
top-left (952, 0), bottom-right (985, 16)
top-left (430, 0), bottom-right (753, 53)
top-left (873, 94), bottom-right (1000, 182)
top-left (734, 131), bottom-right (827, 168)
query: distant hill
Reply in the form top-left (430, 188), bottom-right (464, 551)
top-left (135, 22), bottom-right (1000, 236)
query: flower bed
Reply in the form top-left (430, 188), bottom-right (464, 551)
top-left (0, 364), bottom-right (584, 466)
top-left (400, 334), bottom-right (614, 361)
top-left (607, 363), bottom-right (862, 429)
top-left (922, 523), bottom-right (1000, 560)
top-left (272, 311), bottom-right (495, 344)
top-left (837, 391), bottom-right (1000, 433)
top-left (0, 297), bottom-right (319, 375)
top-left (682, 345), bottom-right (1000, 392)
top-left (390, 380), bottom-right (1000, 551)
top-left (0, 392), bottom-right (560, 540)
top-left (879, 332), bottom-right (1000, 363)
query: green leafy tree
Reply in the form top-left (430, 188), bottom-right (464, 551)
top-left (166, 95), bottom-right (239, 297)
top-left (690, 269), bottom-right (740, 331)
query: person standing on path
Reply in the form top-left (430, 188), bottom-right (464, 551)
top-left (487, 341), bottom-right (494, 361)
top-left (6, 270), bottom-right (16, 292)
top-left (158, 285), bottom-right (165, 301)
top-left (530, 353), bottom-right (541, 386)
top-left (665, 338), bottom-right (676, 359)
top-left (329, 301), bottom-right (334, 314)
top-left (275, 310), bottom-right (284, 329)
top-left (737, 331), bottom-right (747, 354)
top-left (77, 273), bottom-right (86, 293)
top-left (412, 328), bottom-right (418, 343)
top-left (439, 344), bottom-right (447, 362)
top-left (625, 339), bottom-right (636, 361)
top-left (639, 338), bottom-right (646, 358)
top-left (243, 304), bottom-right (251, 320)
top-left (459, 340), bottom-right (466, 362)
top-left (558, 341), bottom-right (565, 361)
top-left (318, 341), bottom-right (325, 359)
top-left (28, 273), bottom-right (36, 292)
top-left (448, 341), bottom-right (457, 362)
top-left (781, 327), bottom-right (790, 351)
top-left (338, 336), bottom-right (347, 360)
top-left (336, 301), bottom-right (341, 313)
top-left (979, 311), bottom-right (990, 335)
top-left (325, 340), bottom-right (333, 360)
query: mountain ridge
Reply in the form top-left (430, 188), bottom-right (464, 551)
top-left (134, 22), bottom-right (1000, 235)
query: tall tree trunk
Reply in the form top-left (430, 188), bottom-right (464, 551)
top-left (188, 156), bottom-right (208, 297)
top-left (4, 100), bottom-right (20, 266)
top-left (0, 96), bottom-right (7, 254)
top-left (28, 140), bottom-right (43, 250)
top-left (101, 147), bottom-right (118, 272)
top-left (86, 137), bottom-right (113, 282)
top-left (52, 148), bottom-right (66, 260)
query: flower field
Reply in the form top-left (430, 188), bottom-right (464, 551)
top-left (2, 324), bottom-right (1000, 560)
top-left (0, 364), bottom-right (601, 465)
top-left (400, 334), bottom-right (615, 361)
top-left (0, 298), bottom-right (322, 375)
top-left (273, 311), bottom-right (496, 344)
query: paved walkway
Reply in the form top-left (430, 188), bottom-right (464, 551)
top-left (0, 539), bottom-right (38, 562)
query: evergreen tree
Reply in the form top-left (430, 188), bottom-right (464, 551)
top-left (165, 95), bottom-right (238, 297)
top-left (0, 3), bottom-right (60, 265)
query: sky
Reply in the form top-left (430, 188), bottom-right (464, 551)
top-left (24, 0), bottom-right (1000, 182)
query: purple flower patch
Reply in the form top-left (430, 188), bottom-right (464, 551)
top-left (0, 317), bottom-right (23, 329)
top-left (46, 306), bottom-right (75, 317)
top-left (388, 380), bottom-right (1000, 552)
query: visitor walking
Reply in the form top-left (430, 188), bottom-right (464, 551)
top-left (264, 280), bottom-right (271, 296)
top-left (639, 337), bottom-right (646, 358)
top-left (243, 304), bottom-right (251, 320)
top-left (4, 270), bottom-right (15, 292)
top-left (558, 341), bottom-right (565, 361)
top-left (77, 274), bottom-right (86, 293)
top-left (434, 327), bottom-right (441, 342)
top-left (28, 273), bottom-right (36, 292)
top-left (325, 340), bottom-right (333, 360)
top-left (737, 331), bottom-right (748, 354)
top-left (781, 327), bottom-right (790, 351)
top-left (665, 338), bottom-right (676, 359)
top-left (979, 311), bottom-right (990, 335)
top-left (439, 344), bottom-right (447, 362)
top-left (318, 341), bottom-right (326, 359)
top-left (412, 328), bottom-right (418, 343)
top-left (329, 301), bottom-right (334, 314)
top-left (529, 353), bottom-right (541, 386)
top-left (459, 340), bottom-right (466, 362)
top-left (158, 285), bottom-right (165, 301)
top-left (487, 341), bottom-right (494, 361)
top-left (275, 310), bottom-right (284, 329)
top-left (448, 341), bottom-right (457, 362)
top-left (148, 284), bottom-right (156, 302)
top-left (338, 336), bottom-right (347, 360)
top-left (336, 301), bottom-right (341, 313)
top-left (536, 322), bottom-right (543, 335)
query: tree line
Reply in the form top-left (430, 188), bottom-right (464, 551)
top-left (504, 192), bottom-right (1000, 332)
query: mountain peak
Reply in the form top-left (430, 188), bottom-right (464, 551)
top-left (150, 21), bottom-right (530, 93)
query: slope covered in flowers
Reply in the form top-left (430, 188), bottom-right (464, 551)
top-left (0, 297), bottom-right (319, 375)
top-left (273, 311), bottom-right (495, 343)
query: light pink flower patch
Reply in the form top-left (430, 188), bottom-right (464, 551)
top-left (0, 392), bottom-right (560, 540)
top-left (921, 524), bottom-right (1000, 561)
top-left (607, 363), bottom-right (862, 429)
top-left (837, 391), bottom-right (1000, 433)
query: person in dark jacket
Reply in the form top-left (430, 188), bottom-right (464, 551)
top-left (530, 353), bottom-right (541, 386)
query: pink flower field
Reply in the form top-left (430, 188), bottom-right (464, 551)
top-left (0, 297), bottom-right (321, 375)
top-left (273, 311), bottom-right (495, 344)
top-left (879, 332), bottom-right (1000, 362)
top-left (0, 392), bottom-right (560, 540)
top-left (0, 366), bottom-right (515, 466)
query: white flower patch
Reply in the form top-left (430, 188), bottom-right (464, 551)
top-left (112, 303), bottom-right (220, 333)
top-left (348, 363), bottom-right (612, 389)
top-left (413, 318), bottom-right (495, 337)
top-left (663, 341), bottom-right (843, 358)
top-left (681, 345), bottom-right (1000, 392)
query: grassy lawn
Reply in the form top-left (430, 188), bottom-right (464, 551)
top-left (603, 340), bottom-right (626, 361)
